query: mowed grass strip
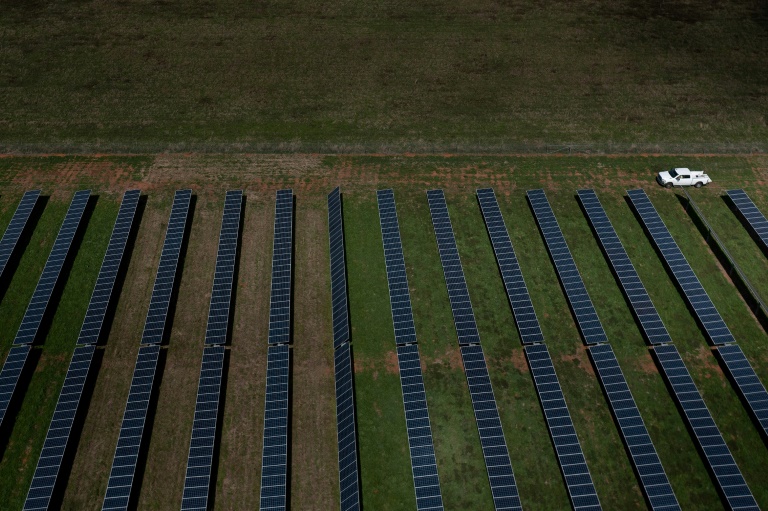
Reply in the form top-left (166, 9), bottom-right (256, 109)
top-left (0, 192), bottom-right (117, 509)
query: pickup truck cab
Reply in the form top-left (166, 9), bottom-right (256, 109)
top-left (656, 168), bottom-right (712, 188)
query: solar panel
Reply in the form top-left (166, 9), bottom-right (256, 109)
top-left (376, 189), bottom-right (417, 346)
top-left (102, 344), bottom-right (161, 511)
top-left (204, 190), bottom-right (243, 346)
top-left (268, 189), bottom-right (293, 346)
top-left (426, 189), bottom-right (522, 511)
top-left (525, 344), bottom-right (602, 511)
top-left (476, 188), bottom-right (544, 344)
top-left (726, 189), bottom-right (768, 251)
top-left (328, 186), bottom-right (350, 349)
top-left (588, 344), bottom-right (680, 511)
top-left (328, 187), bottom-right (361, 511)
top-left (526, 189), bottom-right (606, 345)
top-left (376, 189), bottom-right (444, 511)
top-left (0, 345), bottom-right (31, 426)
top-left (716, 345), bottom-right (768, 439)
top-left (14, 189), bottom-right (90, 346)
top-left (181, 346), bottom-right (225, 511)
top-left (259, 344), bottom-right (290, 511)
top-left (141, 189), bottom-right (192, 346)
top-left (334, 343), bottom-right (360, 511)
top-left (626, 189), bottom-right (736, 346)
top-left (77, 190), bottom-right (140, 346)
top-left (397, 344), bottom-right (445, 511)
top-left (23, 345), bottom-right (95, 511)
top-left (577, 190), bottom-right (671, 345)
top-left (0, 190), bottom-right (41, 279)
top-left (654, 345), bottom-right (759, 510)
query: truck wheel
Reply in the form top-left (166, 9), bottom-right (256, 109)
top-left (694, 182), bottom-right (703, 188)
top-left (665, 183), bottom-right (673, 189)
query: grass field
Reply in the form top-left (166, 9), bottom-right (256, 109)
top-left (1, 0), bottom-right (767, 152)
top-left (0, 154), bottom-right (767, 510)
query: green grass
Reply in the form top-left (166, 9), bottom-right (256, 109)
top-left (1, 0), bottom-right (768, 152)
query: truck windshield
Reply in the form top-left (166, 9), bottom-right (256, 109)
top-left (668, 169), bottom-right (679, 178)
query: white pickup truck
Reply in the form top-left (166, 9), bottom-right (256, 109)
top-left (656, 168), bottom-right (712, 188)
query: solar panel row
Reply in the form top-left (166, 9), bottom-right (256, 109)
top-left (0, 190), bottom-right (41, 278)
top-left (328, 186), bottom-right (351, 349)
top-left (267, 189), bottom-right (293, 346)
top-left (726, 189), bottom-right (768, 251)
top-left (103, 344), bottom-right (161, 511)
top-left (260, 344), bottom-right (290, 511)
top-left (0, 345), bottom-right (31, 426)
top-left (376, 189), bottom-right (417, 346)
top-left (525, 344), bottom-right (602, 511)
top-left (327, 187), bottom-right (361, 511)
top-left (204, 190), bottom-right (242, 346)
top-left (626, 189), bottom-right (736, 346)
top-left (397, 344), bottom-right (445, 511)
top-left (476, 188), bottom-right (543, 344)
top-left (77, 190), bottom-right (141, 346)
top-left (577, 190), bottom-right (671, 345)
top-left (716, 345), bottom-right (768, 437)
top-left (526, 189), bottom-right (606, 345)
top-left (181, 346), bottom-right (225, 511)
top-left (141, 189), bottom-right (192, 346)
top-left (654, 345), bottom-right (759, 511)
top-left (23, 345), bottom-right (96, 511)
top-left (426, 189), bottom-right (521, 511)
top-left (588, 344), bottom-right (680, 511)
top-left (477, 188), bottom-right (601, 511)
top-left (15, 189), bottom-right (91, 346)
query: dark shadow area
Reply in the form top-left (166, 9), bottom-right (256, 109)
top-left (713, 348), bottom-right (768, 448)
top-left (128, 347), bottom-right (167, 511)
top-left (675, 193), bottom-right (768, 334)
top-left (98, 194), bottom-right (146, 346)
top-left (721, 194), bottom-right (768, 260)
top-left (0, 347), bottom-right (41, 460)
top-left (36, 195), bottom-right (98, 347)
top-left (162, 194), bottom-right (196, 346)
top-left (226, 194), bottom-right (245, 347)
top-left (48, 347), bottom-right (104, 509)
top-left (207, 348), bottom-right (230, 509)
top-left (0, 195), bottom-right (49, 304)
top-left (650, 348), bottom-right (737, 511)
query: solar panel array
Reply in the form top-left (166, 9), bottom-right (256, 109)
top-left (377, 189), bottom-right (444, 511)
top-left (654, 345), bottom-right (759, 511)
top-left (267, 189), bottom-right (293, 346)
top-left (525, 344), bottom-right (601, 511)
top-left (181, 191), bottom-right (242, 511)
top-left (426, 189), bottom-right (522, 511)
top-left (23, 345), bottom-right (95, 511)
top-left (204, 190), bottom-right (242, 346)
top-left (526, 189), bottom-right (606, 345)
top-left (104, 190), bottom-right (191, 511)
top-left (0, 190), bottom-right (40, 278)
top-left (530, 189), bottom-right (678, 510)
top-left (726, 189), bottom-right (768, 251)
top-left (260, 189), bottom-right (294, 511)
top-left (476, 188), bottom-right (543, 344)
top-left (327, 186), bottom-right (361, 511)
top-left (716, 345), bottom-right (768, 437)
top-left (577, 190), bottom-right (671, 345)
top-left (181, 346), bottom-right (225, 511)
top-left (102, 344), bottom-right (161, 511)
top-left (24, 190), bottom-right (141, 510)
top-left (626, 189), bottom-right (736, 346)
top-left (0, 345), bottom-right (31, 425)
top-left (477, 188), bottom-right (601, 511)
top-left (14, 189), bottom-right (91, 346)
top-left (260, 344), bottom-right (290, 511)
top-left (376, 189), bottom-right (417, 346)
top-left (141, 189), bottom-right (192, 346)
top-left (77, 190), bottom-right (141, 345)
